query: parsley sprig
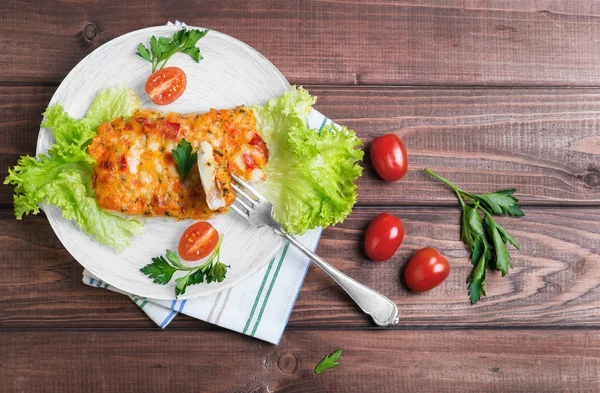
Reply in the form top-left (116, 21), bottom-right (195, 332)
top-left (141, 235), bottom-right (228, 297)
top-left (136, 28), bottom-right (208, 73)
top-left (172, 138), bottom-right (197, 182)
top-left (314, 349), bottom-right (343, 374)
top-left (424, 169), bottom-right (523, 304)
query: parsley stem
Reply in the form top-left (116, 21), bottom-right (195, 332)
top-left (423, 168), bottom-right (465, 194)
top-left (424, 168), bottom-right (472, 207)
top-left (461, 194), bottom-right (478, 206)
top-left (158, 52), bottom-right (177, 70)
top-left (454, 189), bottom-right (466, 208)
top-left (197, 235), bottom-right (223, 270)
top-left (480, 205), bottom-right (497, 223)
top-left (181, 269), bottom-right (193, 280)
top-left (424, 169), bottom-right (485, 210)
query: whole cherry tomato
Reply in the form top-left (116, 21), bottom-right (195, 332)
top-left (178, 222), bottom-right (219, 261)
top-left (145, 66), bottom-right (187, 105)
top-left (370, 134), bottom-right (408, 181)
top-left (404, 247), bottom-right (450, 292)
top-left (365, 213), bottom-right (405, 261)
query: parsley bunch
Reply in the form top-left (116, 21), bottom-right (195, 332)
top-left (141, 235), bottom-right (228, 297)
top-left (137, 28), bottom-right (208, 73)
top-left (424, 169), bottom-right (523, 304)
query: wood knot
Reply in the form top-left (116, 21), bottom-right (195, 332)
top-left (76, 23), bottom-right (104, 50)
top-left (572, 258), bottom-right (588, 274)
top-left (584, 171), bottom-right (600, 187)
top-left (277, 353), bottom-right (297, 375)
top-left (84, 23), bottom-right (97, 40)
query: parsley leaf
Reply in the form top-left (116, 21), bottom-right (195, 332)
top-left (172, 138), bottom-right (198, 182)
top-left (136, 43), bottom-right (151, 62)
top-left (467, 243), bottom-right (487, 304)
top-left (484, 215), bottom-right (512, 276)
top-left (208, 262), bottom-right (228, 283)
top-left (460, 204), bottom-right (485, 252)
top-left (140, 235), bottom-right (228, 297)
top-left (315, 349), bottom-right (343, 374)
top-left (140, 256), bottom-right (179, 285)
top-left (495, 222), bottom-right (520, 249)
top-left (166, 249), bottom-right (185, 268)
top-left (471, 189), bottom-right (524, 217)
top-left (174, 274), bottom-right (191, 297)
top-left (136, 28), bottom-right (209, 73)
top-left (424, 169), bottom-right (523, 304)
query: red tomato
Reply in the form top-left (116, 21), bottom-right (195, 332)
top-left (178, 222), bottom-right (219, 261)
top-left (370, 134), bottom-right (408, 182)
top-left (365, 213), bottom-right (405, 261)
top-left (249, 133), bottom-right (269, 159)
top-left (160, 121), bottom-right (181, 139)
top-left (404, 247), bottom-right (450, 292)
top-left (118, 155), bottom-right (128, 171)
top-left (145, 66), bottom-right (187, 105)
top-left (243, 153), bottom-right (257, 170)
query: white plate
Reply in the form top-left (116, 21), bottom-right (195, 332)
top-left (36, 26), bottom-right (290, 299)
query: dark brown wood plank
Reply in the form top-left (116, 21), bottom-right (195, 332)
top-left (3, 1), bottom-right (600, 85)
top-left (2, 85), bottom-right (599, 206)
top-left (295, 206), bottom-right (600, 327)
top-left (1, 329), bottom-right (599, 392)
top-left (313, 86), bottom-right (600, 206)
top-left (1, 206), bottom-right (599, 329)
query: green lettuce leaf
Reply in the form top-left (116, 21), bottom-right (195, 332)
top-left (5, 86), bottom-right (143, 249)
top-left (41, 105), bottom-right (95, 147)
top-left (84, 85), bottom-right (140, 131)
top-left (41, 85), bottom-right (138, 147)
top-left (254, 87), bottom-right (363, 234)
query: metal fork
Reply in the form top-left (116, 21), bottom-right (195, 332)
top-left (229, 174), bottom-right (399, 327)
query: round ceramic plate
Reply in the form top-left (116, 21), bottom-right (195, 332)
top-left (36, 25), bottom-right (289, 299)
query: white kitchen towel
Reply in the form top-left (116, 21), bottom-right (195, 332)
top-left (83, 109), bottom-right (337, 344)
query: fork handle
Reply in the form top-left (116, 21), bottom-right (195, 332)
top-left (281, 232), bottom-right (399, 327)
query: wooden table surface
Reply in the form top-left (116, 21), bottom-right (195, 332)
top-left (2, 1), bottom-right (600, 392)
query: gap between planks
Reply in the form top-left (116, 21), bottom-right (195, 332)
top-left (2, 204), bottom-right (600, 212)
top-left (2, 325), bottom-right (600, 332)
top-left (8, 81), bottom-right (600, 89)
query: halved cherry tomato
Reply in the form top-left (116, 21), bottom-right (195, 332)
top-left (365, 213), bottom-right (405, 261)
top-left (370, 134), bottom-right (408, 182)
top-left (404, 247), bottom-right (450, 292)
top-left (178, 222), bottom-right (219, 261)
top-left (145, 66), bottom-right (187, 105)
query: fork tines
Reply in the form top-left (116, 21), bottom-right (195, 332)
top-left (230, 175), bottom-right (262, 218)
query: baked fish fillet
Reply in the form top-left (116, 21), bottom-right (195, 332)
top-left (88, 106), bottom-right (269, 219)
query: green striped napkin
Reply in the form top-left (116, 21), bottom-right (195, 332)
top-left (82, 110), bottom-right (337, 344)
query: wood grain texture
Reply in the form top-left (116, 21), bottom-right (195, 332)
top-left (2, 1), bottom-right (600, 391)
top-left (1, 206), bottom-right (599, 329)
top-left (1, 329), bottom-right (599, 393)
top-left (3, 1), bottom-right (600, 85)
top-left (2, 85), bottom-right (599, 206)
top-left (312, 86), bottom-right (600, 206)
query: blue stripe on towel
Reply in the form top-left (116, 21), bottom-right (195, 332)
top-left (160, 310), bottom-right (177, 328)
top-left (160, 300), bottom-right (179, 328)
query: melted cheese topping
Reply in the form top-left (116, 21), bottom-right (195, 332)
top-left (88, 107), bottom-right (269, 219)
